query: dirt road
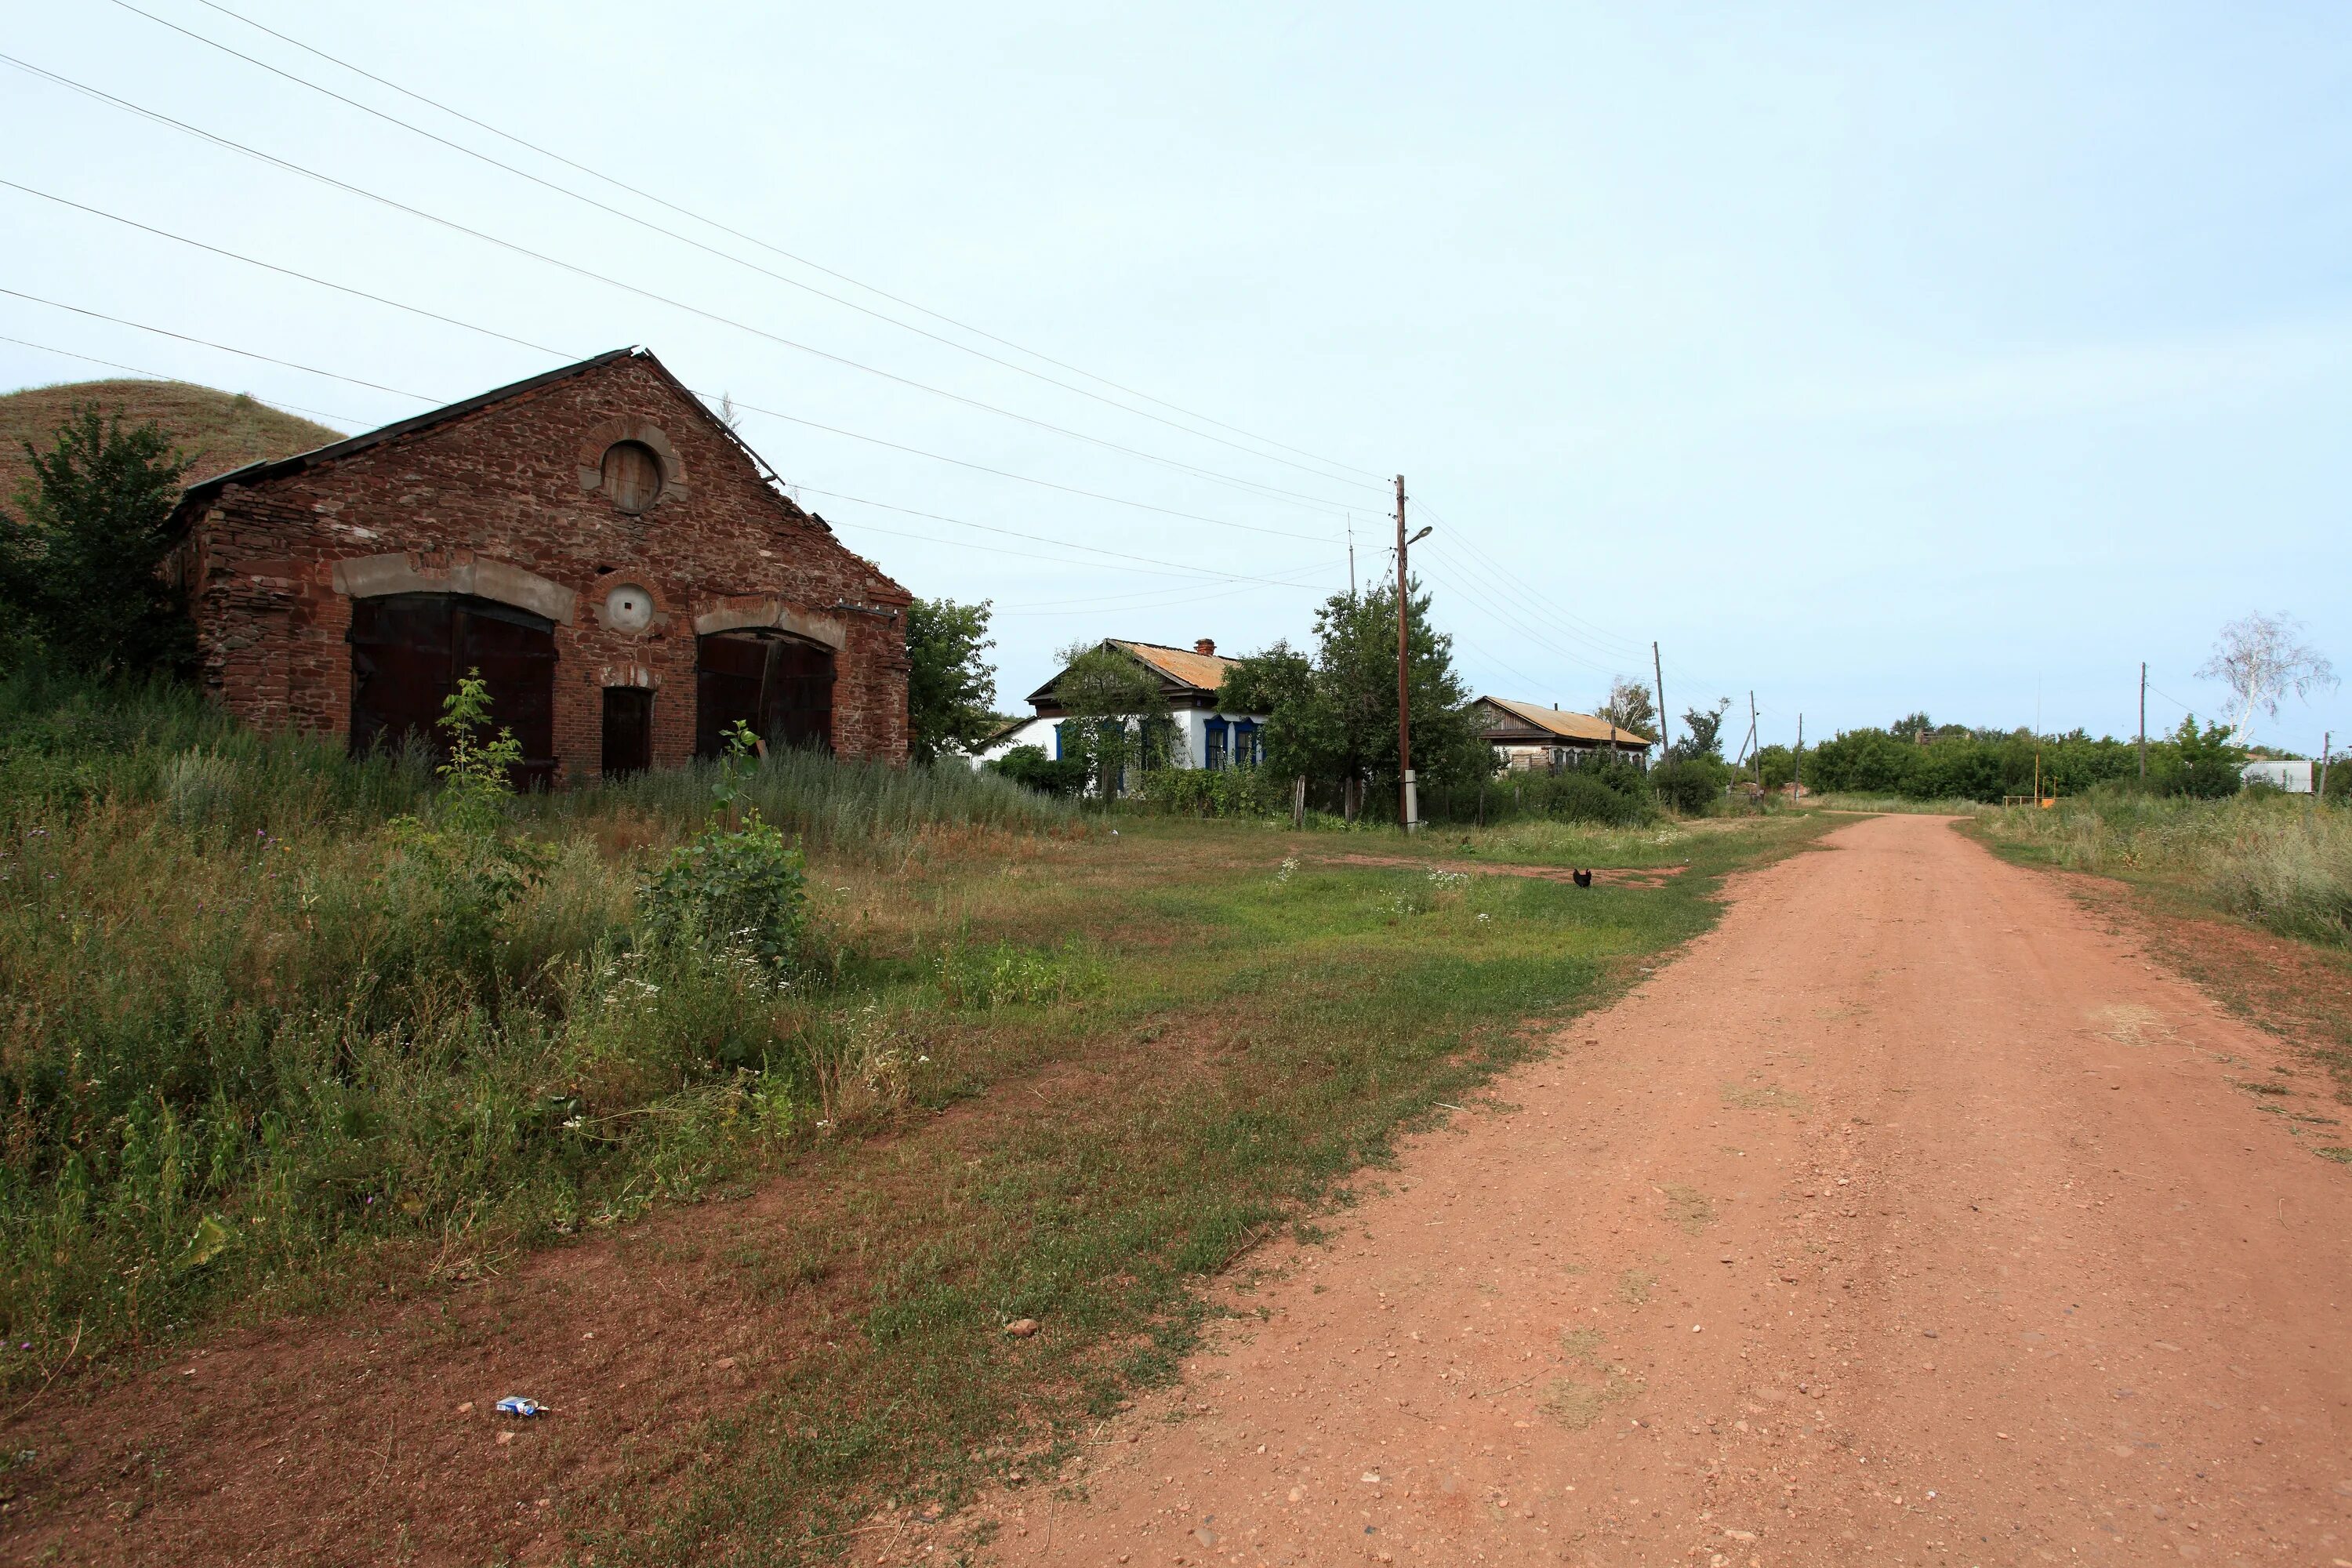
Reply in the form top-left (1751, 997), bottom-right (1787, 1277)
top-left (964, 813), bottom-right (2352, 1567)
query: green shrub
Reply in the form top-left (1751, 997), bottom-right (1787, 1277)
top-left (1132, 764), bottom-right (1292, 818)
top-left (985, 743), bottom-right (1089, 799)
top-left (639, 815), bottom-right (808, 974)
top-left (1652, 756), bottom-right (1730, 815)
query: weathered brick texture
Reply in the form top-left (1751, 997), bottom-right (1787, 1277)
top-left (171, 350), bottom-right (910, 776)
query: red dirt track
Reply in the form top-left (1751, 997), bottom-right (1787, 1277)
top-left (964, 813), bottom-right (2352, 1567)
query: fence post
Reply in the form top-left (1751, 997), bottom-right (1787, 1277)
top-left (1292, 775), bottom-right (1307, 829)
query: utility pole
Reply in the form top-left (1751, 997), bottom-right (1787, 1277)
top-left (1346, 516), bottom-right (1356, 597)
top-left (2319, 732), bottom-right (2332, 807)
top-left (1652, 641), bottom-right (1671, 763)
top-left (2139, 662), bottom-right (2148, 785)
top-left (1748, 690), bottom-right (1759, 782)
top-left (1394, 474), bottom-right (1419, 833)
top-left (1794, 713), bottom-right (1803, 804)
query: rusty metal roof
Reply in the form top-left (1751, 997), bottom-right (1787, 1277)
top-left (1479, 696), bottom-right (1653, 748)
top-left (1110, 640), bottom-right (1238, 693)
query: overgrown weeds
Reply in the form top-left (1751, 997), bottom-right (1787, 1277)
top-left (1980, 786), bottom-right (2351, 945)
top-left (0, 673), bottom-right (1072, 1373)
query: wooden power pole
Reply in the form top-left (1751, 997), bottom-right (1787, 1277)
top-left (2139, 662), bottom-right (2148, 784)
top-left (1395, 474), bottom-right (1417, 833)
top-left (1794, 713), bottom-right (1803, 804)
top-left (1652, 641), bottom-right (1670, 763)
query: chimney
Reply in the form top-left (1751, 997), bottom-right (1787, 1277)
top-left (1195, 637), bottom-right (1217, 656)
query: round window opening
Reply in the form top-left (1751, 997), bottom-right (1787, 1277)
top-left (601, 440), bottom-right (663, 515)
top-left (603, 583), bottom-right (656, 633)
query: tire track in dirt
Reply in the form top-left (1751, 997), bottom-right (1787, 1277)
top-left (952, 813), bottom-right (2352, 1567)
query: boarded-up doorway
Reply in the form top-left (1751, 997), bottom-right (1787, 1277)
top-left (601, 687), bottom-right (653, 778)
top-left (348, 592), bottom-right (558, 787)
top-left (695, 631), bottom-right (834, 757)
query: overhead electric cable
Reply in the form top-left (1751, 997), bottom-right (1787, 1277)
top-left (0, 332), bottom-right (360, 426)
top-left (180, 0), bottom-right (1388, 485)
top-left (0, 52), bottom-right (1363, 521)
top-left (2, 179), bottom-right (1334, 544)
top-left (111, 0), bottom-right (1381, 493)
top-left (793, 484), bottom-right (1341, 585)
top-left (0, 289), bottom-right (439, 401)
top-left (4, 303), bottom-right (1334, 588)
top-left (0, 179), bottom-right (572, 361)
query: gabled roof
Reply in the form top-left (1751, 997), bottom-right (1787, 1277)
top-left (1024, 637), bottom-right (1241, 708)
top-left (1479, 696), bottom-right (1653, 748)
top-left (169, 347), bottom-right (814, 532)
top-left (1110, 639), bottom-right (1237, 694)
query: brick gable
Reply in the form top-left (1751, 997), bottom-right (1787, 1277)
top-left (172, 350), bottom-right (910, 775)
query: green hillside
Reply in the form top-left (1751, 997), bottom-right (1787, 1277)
top-left (0, 378), bottom-right (343, 516)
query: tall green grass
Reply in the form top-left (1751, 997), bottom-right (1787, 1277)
top-left (571, 747), bottom-right (1068, 858)
top-left (1980, 786), bottom-right (2352, 945)
top-left (0, 672), bottom-right (1072, 1373)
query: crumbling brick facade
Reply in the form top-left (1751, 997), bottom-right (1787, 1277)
top-left (168, 350), bottom-right (911, 777)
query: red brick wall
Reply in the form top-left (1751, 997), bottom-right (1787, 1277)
top-left (182, 353), bottom-right (910, 777)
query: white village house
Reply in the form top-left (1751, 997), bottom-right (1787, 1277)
top-left (977, 638), bottom-right (1270, 775)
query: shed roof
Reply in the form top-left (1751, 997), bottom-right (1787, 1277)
top-left (1479, 696), bottom-right (1653, 748)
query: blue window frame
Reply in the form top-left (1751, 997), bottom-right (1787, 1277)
top-left (1205, 716), bottom-right (1229, 771)
top-left (1233, 718), bottom-right (1261, 768)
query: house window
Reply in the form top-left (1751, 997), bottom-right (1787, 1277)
top-left (1205, 717), bottom-right (1229, 771)
top-left (1234, 718), bottom-right (1261, 768)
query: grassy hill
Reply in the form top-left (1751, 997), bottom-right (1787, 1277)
top-left (0, 379), bottom-right (342, 515)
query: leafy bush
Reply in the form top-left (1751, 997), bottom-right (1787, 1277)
top-left (1651, 755), bottom-right (1730, 815)
top-left (985, 742), bottom-right (1090, 799)
top-left (639, 815), bottom-right (808, 973)
top-left (636, 721), bottom-right (810, 975)
top-left (1132, 764), bottom-right (1293, 818)
top-left (381, 673), bottom-right (549, 982)
top-left (1802, 713), bottom-right (2244, 803)
top-left (1421, 759), bottom-right (1655, 827)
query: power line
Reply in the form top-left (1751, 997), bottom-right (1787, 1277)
top-left (110, 0), bottom-right (1384, 495)
top-left (998, 561), bottom-right (1340, 612)
top-left (0, 332), bottom-right (361, 427)
top-left (1410, 550), bottom-right (1622, 682)
top-left (1, 300), bottom-right (1336, 590)
top-left (792, 484), bottom-right (1340, 585)
top-left (1, 180), bottom-right (1336, 544)
top-left (1, 50), bottom-right (1364, 522)
top-left (0, 288), bottom-right (439, 401)
top-left (180, 0), bottom-right (1389, 486)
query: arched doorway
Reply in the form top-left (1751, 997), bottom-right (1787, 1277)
top-left (695, 630), bottom-right (834, 757)
top-left (348, 593), bottom-right (559, 787)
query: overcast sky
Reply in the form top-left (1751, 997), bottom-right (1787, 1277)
top-left (5, 2), bottom-right (2347, 752)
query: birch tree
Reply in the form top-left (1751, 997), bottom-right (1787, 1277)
top-left (2197, 612), bottom-right (2336, 745)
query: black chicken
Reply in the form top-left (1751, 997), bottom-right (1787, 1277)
top-left (1571, 868), bottom-right (1593, 888)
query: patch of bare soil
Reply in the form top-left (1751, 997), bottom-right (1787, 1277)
top-left (1317, 853), bottom-right (1687, 889)
top-left (953, 814), bottom-right (2352, 1566)
top-left (2049, 869), bottom-right (2352, 1101)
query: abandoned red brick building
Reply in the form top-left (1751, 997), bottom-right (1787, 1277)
top-left (167, 348), bottom-right (911, 781)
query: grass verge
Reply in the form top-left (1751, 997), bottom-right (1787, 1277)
top-left (568, 811), bottom-right (1831, 1564)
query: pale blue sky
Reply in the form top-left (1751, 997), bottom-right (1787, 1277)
top-left (5, 2), bottom-right (2346, 751)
